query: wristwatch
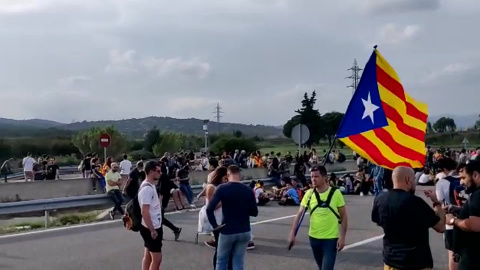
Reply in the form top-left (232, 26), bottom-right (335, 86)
top-left (450, 217), bottom-right (457, 226)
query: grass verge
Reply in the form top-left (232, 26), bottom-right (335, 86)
top-left (0, 212), bottom-right (100, 235)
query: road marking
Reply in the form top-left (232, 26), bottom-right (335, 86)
top-left (251, 213), bottom-right (384, 250)
top-left (251, 214), bottom-right (298, 225)
top-left (0, 208), bottom-right (383, 251)
top-left (343, 234), bottom-right (384, 250)
top-left (0, 208), bottom-right (200, 240)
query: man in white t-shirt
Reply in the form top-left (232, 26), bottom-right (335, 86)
top-left (119, 154), bottom-right (132, 181)
top-left (22, 153), bottom-right (36, 182)
top-left (435, 158), bottom-right (460, 270)
top-left (138, 160), bottom-right (163, 270)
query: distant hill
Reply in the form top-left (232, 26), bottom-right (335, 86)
top-left (62, 117), bottom-right (283, 138)
top-left (428, 114), bottom-right (478, 130)
top-left (0, 116), bottom-right (283, 138)
top-left (0, 118), bottom-right (63, 129)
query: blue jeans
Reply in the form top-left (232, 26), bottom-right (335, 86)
top-left (179, 182), bottom-right (194, 204)
top-left (107, 189), bottom-right (124, 215)
top-left (217, 232), bottom-right (251, 270)
top-left (374, 177), bottom-right (383, 196)
top-left (309, 237), bottom-right (338, 270)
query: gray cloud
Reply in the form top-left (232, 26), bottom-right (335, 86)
top-left (364, 0), bottom-right (441, 14)
top-left (0, 0), bottom-right (478, 126)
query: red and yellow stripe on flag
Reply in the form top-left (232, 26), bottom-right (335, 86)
top-left (336, 48), bottom-right (428, 170)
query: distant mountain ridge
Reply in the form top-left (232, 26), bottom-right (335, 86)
top-left (0, 118), bottom-right (63, 129)
top-left (0, 116), bottom-right (283, 138)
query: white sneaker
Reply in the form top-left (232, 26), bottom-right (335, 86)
top-left (190, 204), bottom-right (196, 209)
top-left (360, 192), bottom-right (364, 196)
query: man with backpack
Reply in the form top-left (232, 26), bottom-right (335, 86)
top-left (288, 165), bottom-right (348, 270)
top-left (137, 161), bottom-right (164, 270)
top-left (435, 157), bottom-right (462, 270)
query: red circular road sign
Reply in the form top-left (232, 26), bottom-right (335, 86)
top-left (99, 134), bottom-right (111, 148)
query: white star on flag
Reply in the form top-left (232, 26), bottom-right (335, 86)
top-left (362, 92), bottom-right (379, 123)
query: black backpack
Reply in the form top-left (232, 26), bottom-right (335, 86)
top-left (444, 176), bottom-right (461, 206)
top-left (123, 183), bottom-right (154, 232)
top-left (307, 187), bottom-right (341, 223)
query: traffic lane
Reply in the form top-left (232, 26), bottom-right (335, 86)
top-left (0, 198), bottom-right (383, 270)
top-left (335, 230), bottom-right (448, 270)
top-left (0, 207), bottom-right (305, 270)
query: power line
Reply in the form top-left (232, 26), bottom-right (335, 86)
top-left (212, 103), bottom-right (224, 134)
top-left (346, 59), bottom-right (362, 96)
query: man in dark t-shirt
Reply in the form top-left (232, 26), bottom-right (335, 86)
top-left (448, 160), bottom-right (480, 270)
top-left (124, 161), bottom-right (145, 199)
top-left (45, 157), bottom-right (60, 180)
top-left (372, 166), bottom-right (445, 270)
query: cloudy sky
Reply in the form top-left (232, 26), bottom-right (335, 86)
top-left (0, 0), bottom-right (479, 126)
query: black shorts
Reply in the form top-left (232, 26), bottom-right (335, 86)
top-left (140, 226), bottom-right (163, 253)
top-left (445, 230), bottom-right (454, 251)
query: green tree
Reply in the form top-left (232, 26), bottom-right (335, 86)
top-left (283, 115), bottom-right (302, 138)
top-left (283, 91), bottom-right (324, 146)
top-left (210, 137), bottom-right (257, 155)
top-left (475, 114), bottom-right (480, 131)
top-left (0, 139), bottom-right (12, 159)
top-left (233, 130), bottom-right (244, 138)
top-left (322, 112), bottom-right (344, 146)
top-left (152, 133), bottom-right (183, 156)
top-left (427, 121), bottom-right (433, 133)
top-left (72, 126), bottom-right (127, 159)
top-left (433, 117), bottom-right (456, 132)
top-left (143, 127), bottom-right (160, 152)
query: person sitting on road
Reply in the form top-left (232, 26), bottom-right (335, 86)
top-left (417, 167), bottom-right (434, 186)
top-left (254, 180), bottom-right (271, 206)
top-left (272, 177), bottom-right (288, 200)
top-left (328, 173), bottom-right (337, 187)
top-left (279, 182), bottom-right (300, 206)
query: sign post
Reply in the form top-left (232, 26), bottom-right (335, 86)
top-left (291, 124), bottom-right (310, 153)
top-left (99, 134), bottom-right (111, 162)
top-left (203, 120), bottom-right (209, 153)
top-left (462, 137), bottom-right (469, 150)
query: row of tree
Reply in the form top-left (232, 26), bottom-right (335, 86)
top-left (427, 117), bottom-right (457, 133)
top-left (283, 91), bottom-right (345, 147)
top-left (70, 126), bottom-right (259, 160)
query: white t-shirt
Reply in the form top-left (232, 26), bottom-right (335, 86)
top-left (22, 157), bottom-right (35, 172)
top-left (254, 187), bottom-right (264, 204)
top-left (415, 172), bottom-right (422, 183)
top-left (119, 160), bottom-right (132, 175)
top-left (418, 174), bottom-right (431, 184)
top-left (138, 182), bottom-right (162, 229)
top-left (435, 172), bottom-right (455, 230)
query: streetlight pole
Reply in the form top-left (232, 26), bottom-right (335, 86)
top-left (203, 120), bottom-right (209, 153)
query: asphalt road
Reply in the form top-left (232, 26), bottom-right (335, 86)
top-left (0, 189), bottom-right (448, 270)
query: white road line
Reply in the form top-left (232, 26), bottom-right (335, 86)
top-left (251, 214), bottom-right (298, 225)
top-left (0, 209), bottom-right (384, 251)
top-left (251, 214), bottom-right (384, 250)
top-left (0, 208), bottom-right (200, 240)
top-left (343, 234), bottom-right (384, 250)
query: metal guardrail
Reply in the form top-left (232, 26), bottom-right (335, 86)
top-left (0, 170), bottom-right (357, 228)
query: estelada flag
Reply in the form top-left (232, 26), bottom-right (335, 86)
top-left (337, 47), bottom-right (428, 169)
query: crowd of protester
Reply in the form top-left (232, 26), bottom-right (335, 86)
top-left (4, 145), bottom-right (480, 269)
